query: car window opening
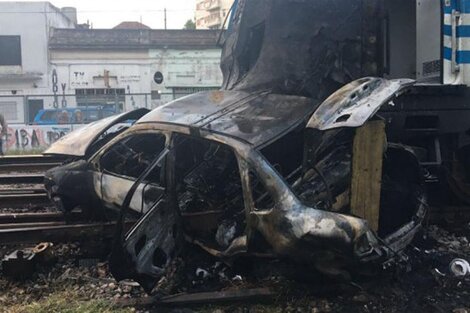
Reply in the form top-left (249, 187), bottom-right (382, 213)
top-left (173, 134), bottom-right (245, 250)
top-left (100, 133), bottom-right (166, 181)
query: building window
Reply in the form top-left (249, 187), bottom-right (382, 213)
top-left (0, 102), bottom-right (18, 120)
top-left (0, 36), bottom-right (22, 66)
top-left (151, 91), bottom-right (161, 100)
top-left (75, 88), bottom-right (125, 112)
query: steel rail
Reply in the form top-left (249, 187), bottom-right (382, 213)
top-left (0, 163), bottom-right (60, 173)
top-left (0, 193), bottom-right (51, 208)
top-left (0, 155), bottom-right (66, 165)
top-left (0, 188), bottom-right (46, 195)
top-left (0, 221), bottom-right (66, 230)
top-left (0, 211), bottom-right (83, 224)
top-left (0, 173), bottom-right (45, 184)
top-left (0, 221), bottom-right (135, 244)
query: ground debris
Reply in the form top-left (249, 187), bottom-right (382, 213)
top-left (114, 287), bottom-right (275, 308)
top-left (0, 241), bottom-right (146, 312)
top-left (1, 224), bottom-right (470, 312)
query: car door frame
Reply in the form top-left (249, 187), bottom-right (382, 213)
top-left (90, 128), bottom-right (170, 213)
top-left (108, 129), bottom-right (182, 292)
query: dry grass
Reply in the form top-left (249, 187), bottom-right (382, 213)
top-left (5, 291), bottom-right (134, 313)
top-left (5, 148), bottom-right (45, 155)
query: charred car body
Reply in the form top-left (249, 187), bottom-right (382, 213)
top-left (45, 79), bottom-right (427, 291)
top-left (44, 0), bottom-right (470, 292)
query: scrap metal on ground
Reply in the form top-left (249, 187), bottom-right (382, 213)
top-left (2, 242), bottom-right (54, 280)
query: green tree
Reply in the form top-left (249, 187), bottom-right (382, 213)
top-left (184, 19), bottom-right (196, 30)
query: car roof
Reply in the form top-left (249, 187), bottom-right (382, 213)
top-left (137, 90), bottom-right (318, 147)
top-left (41, 107), bottom-right (105, 112)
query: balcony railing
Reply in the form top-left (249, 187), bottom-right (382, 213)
top-left (205, 14), bottom-right (222, 28)
top-left (200, 0), bottom-right (220, 11)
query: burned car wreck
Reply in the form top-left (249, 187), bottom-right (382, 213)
top-left (109, 79), bottom-right (426, 292)
top-left (45, 0), bottom-right (470, 293)
top-left (44, 77), bottom-right (426, 292)
top-left (46, 78), bottom-right (426, 290)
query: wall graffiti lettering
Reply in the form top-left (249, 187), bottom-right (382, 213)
top-left (3, 125), bottom-right (84, 152)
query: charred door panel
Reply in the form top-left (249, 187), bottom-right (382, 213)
top-left (118, 198), bottom-right (178, 292)
top-left (109, 139), bottom-right (173, 293)
top-left (101, 173), bottom-right (145, 212)
top-left (142, 183), bottom-right (165, 213)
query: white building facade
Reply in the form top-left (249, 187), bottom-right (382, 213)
top-left (0, 2), bottom-right (223, 153)
top-left (0, 2), bottom-right (76, 124)
top-left (49, 29), bottom-right (223, 113)
top-left (195, 0), bottom-right (234, 29)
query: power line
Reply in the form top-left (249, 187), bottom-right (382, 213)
top-left (0, 9), bottom-right (194, 14)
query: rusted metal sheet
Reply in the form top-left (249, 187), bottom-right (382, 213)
top-left (2, 242), bottom-right (53, 280)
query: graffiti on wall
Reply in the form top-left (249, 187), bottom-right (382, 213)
top-left (3, 125), bottom-right (84, 151)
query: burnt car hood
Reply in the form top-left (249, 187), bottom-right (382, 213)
top-left (307, 77), bottom-right (415, 131)
top-left (43, 108), bottom-right (150, 157)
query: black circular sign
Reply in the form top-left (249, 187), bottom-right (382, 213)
top-left (154, 71), bottom-right (164, 84)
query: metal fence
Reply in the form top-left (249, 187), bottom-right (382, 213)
top-left (0, 91), bottom-right (201, 125)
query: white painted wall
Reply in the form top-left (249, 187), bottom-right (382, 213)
top-left (0, 2), bottom-right (75, 123)
top-left (150, 48), bottom-right (222, 103)
top-left (0, 2), bottom-right (74, 87)
top-left (50, 47), bottom-right (223, 111)
top-left (0, 2), bottom-right (223, 123)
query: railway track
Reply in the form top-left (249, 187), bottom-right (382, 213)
top-left (0, 155), bottom-right (65, 166)
top-left (0, 154), bottom-right (66, 185)
top-left (0, 222), bottom-right (123, 244)
top-left (0, 155), bottom-right (66, 209)
top-left (0, 211), bottom-right (135, 244)
top-left (0, 155), bottom-right (132, 247)
top-left (0, 188), bottom-right (51, 208)
top-left (0, 174), bottom-right (45, 185)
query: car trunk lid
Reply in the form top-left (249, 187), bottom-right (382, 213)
top-left (306, 77), bottom-right (414, 131)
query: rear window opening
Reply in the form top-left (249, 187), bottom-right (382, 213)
top-left (259, 125), bottom-right (305, 185)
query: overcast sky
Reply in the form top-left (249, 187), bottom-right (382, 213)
top-left (10, 0), bottom-right (196, 29)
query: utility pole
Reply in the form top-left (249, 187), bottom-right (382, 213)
top-left (164, 8), bottom-right (167, 29)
